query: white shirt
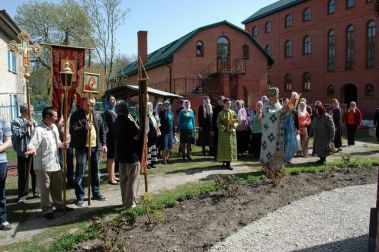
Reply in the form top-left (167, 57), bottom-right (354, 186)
top-left (28, 122), bottom-right (61, 172)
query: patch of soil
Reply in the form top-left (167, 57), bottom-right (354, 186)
top-left (73, 167), bottom-right (378, 252)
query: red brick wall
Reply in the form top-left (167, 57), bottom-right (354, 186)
top-left (125, 23), bottom-right (269, 111)
top-left (245, 0), bottom-right (379, 118)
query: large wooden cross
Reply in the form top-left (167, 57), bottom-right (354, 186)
top-left (8, 31), bottom-right (43, 121)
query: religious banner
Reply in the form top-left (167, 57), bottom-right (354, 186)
top-left (51, 45), bottom-right (85, 117)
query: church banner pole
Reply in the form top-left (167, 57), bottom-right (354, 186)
top-left (87, 93), bottom-right (94, 206)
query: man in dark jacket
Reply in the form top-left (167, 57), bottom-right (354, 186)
top-left (69, 97), bottom-right (107, 207)
top-left (11, 104), bottom-right (39, 203)
top-left (114, 102), bottom-right (141, 209)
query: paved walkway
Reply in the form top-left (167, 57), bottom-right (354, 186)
top-left (211, 184), bottom-right (376, 252)
top-left (0, 140), bottom-right (378, 248)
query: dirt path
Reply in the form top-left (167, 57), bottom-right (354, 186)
top-left (0, 140), bottom-right (377, 248)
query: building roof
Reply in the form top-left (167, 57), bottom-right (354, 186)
top-left (0, 10), bottom-right (21, 39)
top-left (242, 0), bottom-right (308, 24)
top-left (105, 84), bottom-right (183, 99)
top-left (115, 20), bottom-right (274, 80)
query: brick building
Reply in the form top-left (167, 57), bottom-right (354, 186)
top-left (243, 0), bottom-right (379, 118)
top-left (111, 20), bottom-right (273, 111)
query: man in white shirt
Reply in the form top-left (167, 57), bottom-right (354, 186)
top-left (26, 107), bottom-right (72, 219)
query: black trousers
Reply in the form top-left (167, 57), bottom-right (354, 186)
top-left (17, 155), bottom-right (38, 199)
top-left (346, 124), bottom-right (357, 146)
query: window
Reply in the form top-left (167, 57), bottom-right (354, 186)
top-left (303, 7), bottom-right (312, 21)
top-left (367, 0), bottom-right (374, 3)
top-left (285, 40), bottom-right (292, 57)
top-left (267, 75), bottom-right (272, 87)
top-left (284, 74), bottom-right (292, 91)
top-left (367, 20), bottom-right (376, 68)
top-left (346, 25), bottom-right (354, 69)
top-left (303, 72), bottom-right (311, 91)
top-left (7, 49), bottom-right (16, 73)
top-left (265, 45), bottom-right (271, 56)
top-left (328, 29), bottom-right (336, 71)
top-left (365, 84), bottom-right (374, 96)
top-left (252, 26), bottom-right (258, 38)
top-left (265, 22), bottom-right (272, 33)
top-left (347, 0), bottom-right (355, 8)
top-left (285, 14), bottom-right (293, 27)
top-left (327, 85), bottom-right (335, 96)
top-left (303, 36), bottom-right (312, 55)
top-left (328, 0), bottom-right (336, 14)
top-left (196, 41), bottom-right (204, 57)
top-left (242, 45), bottom-right (249, 59)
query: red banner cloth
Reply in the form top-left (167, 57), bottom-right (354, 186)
top-left (51, 46), bottom-right (85, 118)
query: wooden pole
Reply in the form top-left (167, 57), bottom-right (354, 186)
top-left (138, 58), bottom-right (148, 193)
top-left (62, 87), bottom-right (69, 214)
top-left (87, 93), bottom-right (93, 206)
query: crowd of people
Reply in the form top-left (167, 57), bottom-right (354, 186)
top-left (0, 88), bottom-right (371, 231)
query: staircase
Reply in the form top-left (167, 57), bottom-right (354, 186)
top-left (194, 57), bottom-right (247, 99)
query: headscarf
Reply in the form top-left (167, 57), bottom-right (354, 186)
top-left (297, 102), bottom-right (307, 116)
top-left (315, 104), bottom-right (326, 117)
top-left (182, 100), bottom-right (193, 113)
top-left (147, 102), bottom-right (157, 128)
top-left (202, 97), bottom-right (213, 119)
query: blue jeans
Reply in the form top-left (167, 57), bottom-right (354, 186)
top-left (0, 162), bottom-right (7, 223)
top-left (74, 147), bottom-right (101, 201)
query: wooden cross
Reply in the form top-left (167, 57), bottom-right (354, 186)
top-left (8, 31), bottom-right (43, 122)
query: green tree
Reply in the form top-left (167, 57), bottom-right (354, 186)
top-left (15, 0), bottom-right (93, 102)
top-left (82, 0), bottom-right (130, 89)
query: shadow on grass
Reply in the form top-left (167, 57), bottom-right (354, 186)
top-left (9, 201), bottom-right (125, 238)
top-left (349, 150), bottom-right (379, 156)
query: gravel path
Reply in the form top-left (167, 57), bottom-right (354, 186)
top-left (211, 184), bottom-right (376, 252)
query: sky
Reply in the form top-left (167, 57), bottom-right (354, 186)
top-left (2, 0), bottom-right (278, 57)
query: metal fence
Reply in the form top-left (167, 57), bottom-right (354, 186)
top-left (0, 102), bottom-right (50, 123)
top-left (0, 102), bottom-right (19, 122)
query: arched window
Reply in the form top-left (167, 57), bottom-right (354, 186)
top-left (303, 7), bottom-right (312, 21)
top-left (327, 85), bottom-right (335, 96)
top-left (196, 41), bottom-right (204, 57)
top-left (285, 14), bottom-right (293, 27)
top-left (328, 29), bottom-right (336, 71)
top-left (367, 20), bottom-right (376, 68)
top-left (303, 36), bottom-right (312, 54)
top-left (265, 44), bottom-right (271, 56)
top-left (346, 25), bottom-right (354, 69)
top-left (328, 0), bottom-right (336, 14)
top-left (303, 72), bottom-right (311, 91)
top-left (285, 40), bottom-right (292, 57)
top-left (252, 26), bottom-right (258, 38)
top-left (265, 22), bottom-right (272, 33)
top-left (347, 0), bottom-right (355, 8)
top-left (284, 73), bottom-right (292, 91)
top-left (242, 44), bottom-right (249, 59)
top-left (365, 84), bottom-right (374, 96)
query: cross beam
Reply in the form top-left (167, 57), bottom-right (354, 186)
top-left (8, 31), bottom-right (43, 122)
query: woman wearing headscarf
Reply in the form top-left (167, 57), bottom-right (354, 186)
top-left (159, 101), bottom-right (174, 165)
top-left (297, 101), bottom-right (311, 157)
top-left (249, 100), bottom-right (263, 159)
top-left (329, 98), bottom-right (342, 151)
top-left (154, 102), bottom-right (163, 157)
top-left (310, 103), bottom-right (335, 164)
top-left (217, 98), bottom-right (238, 170)
top-left (147, 102), bottom-right (159, 168)
top-left (178, 100), bottom-right (196, 161)
top-left (198, 96), bottom-right (213, 156)
top-left (235, 100), bottom-right (250, 157)
top-left (344, 101), bottom-right (362, 146)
